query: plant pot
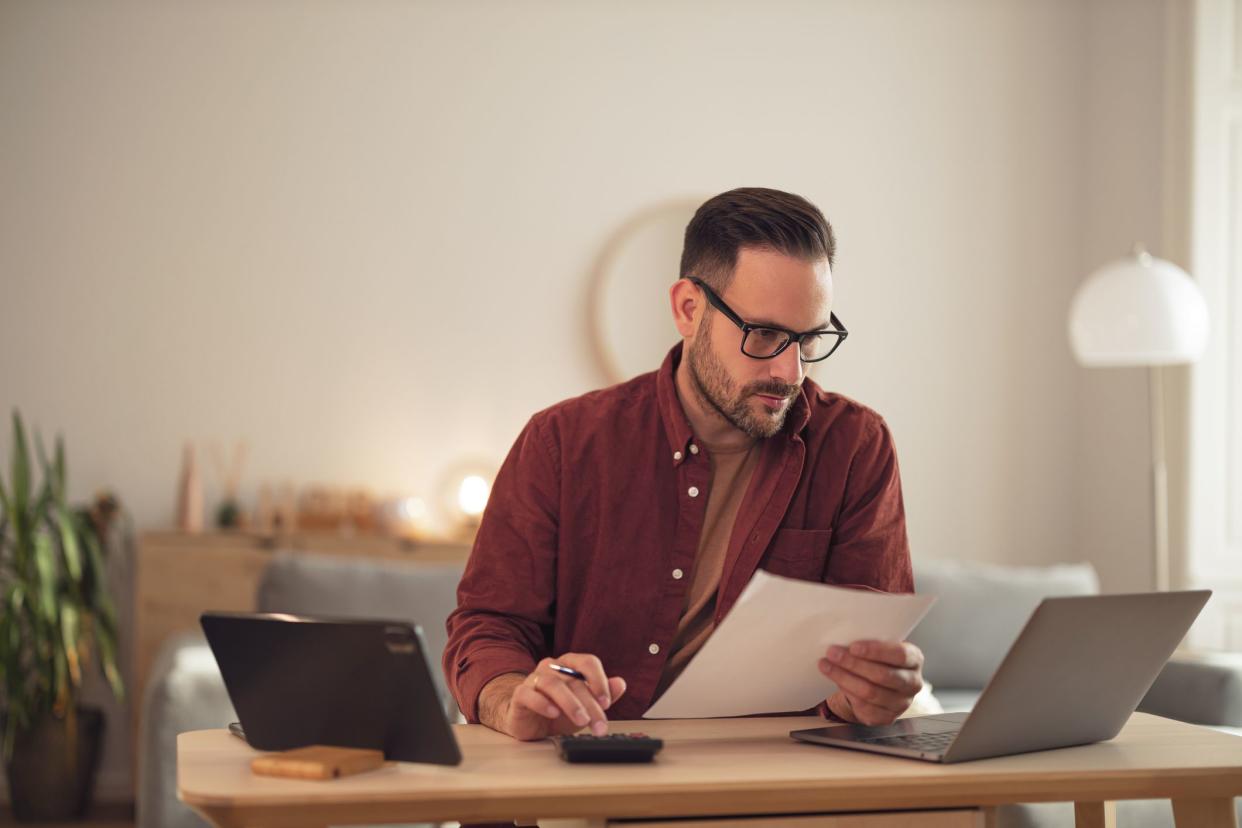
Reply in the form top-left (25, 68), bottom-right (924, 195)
top-left (3, 706), bottom-right (105, 822)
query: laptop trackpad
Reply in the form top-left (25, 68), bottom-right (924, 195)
top-left (826, 712), bottom-right (967, 740)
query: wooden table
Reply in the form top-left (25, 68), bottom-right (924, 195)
top-left (178, 713), bottom-right (1242, 828)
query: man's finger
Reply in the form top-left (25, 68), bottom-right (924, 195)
top-left (822, 650), bottom-right (922, 695)
top-left (819, 660), bottom-right (909, 714)
top-left (557, 653), bottom-right (612, 708)
top-left (532, 662), bottom-right (610, 734)
top-left (531, 672), bottom-right (596, 727)
top-left (511, 682), bottom-right (561, 720)
top-left (846, 695), bottom-right (901, 727)
top-left (826, 690), bottom-right (896, 727)
top-left (563, 679), bottom-right (610, 735)
top-left (826, 690), bottom-right (856, 723)
top-left (607, 675), bottom-right (627, 702)
top-left (838, 640), bottom-right (923, 669)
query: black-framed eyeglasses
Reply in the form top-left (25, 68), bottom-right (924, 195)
top-left (689, 277), bottom-right (848, 363)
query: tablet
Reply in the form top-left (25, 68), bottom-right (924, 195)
top-left (201, 611), bottom-right (462, 765)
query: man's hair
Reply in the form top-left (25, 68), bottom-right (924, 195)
top-left (679, 187), bottom-right (835, 291)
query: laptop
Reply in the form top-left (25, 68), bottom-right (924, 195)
top-left (790, 590), bottom-right (1210, 763)
top-left (201, 611), bottom-right (462, 765)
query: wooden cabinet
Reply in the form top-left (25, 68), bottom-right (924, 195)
top-left (131, 531), bottom-right (470, 744)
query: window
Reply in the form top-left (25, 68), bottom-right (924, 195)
top-left (1187, 0), bottom-right (1242, 648)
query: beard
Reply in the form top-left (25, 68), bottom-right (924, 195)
top-left (687, 314), bottom-right (801, 439)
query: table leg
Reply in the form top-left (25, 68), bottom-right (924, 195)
top-left (1172, 797), bottom-right (1238, 827)
top-left (1073, 801), bottom-right (1116, 828)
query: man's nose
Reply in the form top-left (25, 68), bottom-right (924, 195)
top-left (769, 343), bottom-right (803, 386)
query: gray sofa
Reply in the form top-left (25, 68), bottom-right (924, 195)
top-left (139, 553), bottom-right (1242, 828)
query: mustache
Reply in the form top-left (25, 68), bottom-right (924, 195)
top-left (746, 382), bottom-right (799, 399)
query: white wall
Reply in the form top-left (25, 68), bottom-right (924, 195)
top-left (0, 0), bottom-right (1176, 801)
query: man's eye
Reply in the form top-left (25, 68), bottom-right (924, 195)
top-left (752, 328), bottom-right (783, 343)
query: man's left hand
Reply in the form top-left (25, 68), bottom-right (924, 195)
top-left (820, 640), bottom-right (924, 726)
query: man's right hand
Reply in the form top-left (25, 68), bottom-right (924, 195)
top-left (477, 654), bottom-right (628, 742)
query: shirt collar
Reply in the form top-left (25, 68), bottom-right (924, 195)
top-left (655, 342), bottom-right (812, 461)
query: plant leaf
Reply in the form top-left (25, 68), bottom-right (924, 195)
top-left (0, 590), bottom-right (10, 685)
top-left (31, 532), bottom-right (57, 623)
top-left (3, 581), bottom-right (25, 623)
top-left (31, 431), bottom-right (54, 521)
top-left (33, 428), bottom-right (49, 482)
top-left (30, 482), bottom-right (51, 532)
top-left (81, 528), bottom-right (116, 621)
top-left (54, 434), bottom-right (67, 504)
top-left (10, 411), bottom-right (30, 526)
top-left (94, 623), bottom-right (124, 700)
top-left (60, 604), bottom-right (81, 687)
top-left (56, 508), bottom-right (82, 582)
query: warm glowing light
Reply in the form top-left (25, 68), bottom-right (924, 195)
top-left (397, 496), bottom-right (427, 522)
top-left (457, 475), bottom-right (490, 517)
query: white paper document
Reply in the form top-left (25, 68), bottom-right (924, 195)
top-left (644, 570), bottom-right (937, 718)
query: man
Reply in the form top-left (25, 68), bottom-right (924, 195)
top-left (444, 187), bottom-right (923, 742)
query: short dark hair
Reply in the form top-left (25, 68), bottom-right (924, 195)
top-left (679, 187), bottom-right (835, 291)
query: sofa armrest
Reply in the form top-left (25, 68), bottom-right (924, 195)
top-left (1138, 652), bottom-right (1242, 727)
top-left (137, 632), bottom-right (234, 828)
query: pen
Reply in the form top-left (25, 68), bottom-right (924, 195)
top-left (549, 663), bottom-right (587, 682)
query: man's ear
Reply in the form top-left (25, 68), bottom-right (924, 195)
top-left (669, 278), bottom-right (702, 338)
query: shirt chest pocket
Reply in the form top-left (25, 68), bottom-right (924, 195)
top-left (760, 528), bottom-right (833, 582)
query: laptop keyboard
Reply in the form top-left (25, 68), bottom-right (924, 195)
top-left (858, 730), bottom-right (958, 753)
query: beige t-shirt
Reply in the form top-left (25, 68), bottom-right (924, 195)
top-left (653, 438), bottom-right (761, 699)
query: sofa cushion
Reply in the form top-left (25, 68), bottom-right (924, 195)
top-left (909, 558), bottom-right (1100, 689)
top-left (931, 688), bottom-right (983, 713)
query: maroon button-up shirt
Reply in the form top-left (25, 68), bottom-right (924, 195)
top-left (444, 344), bottom-right (913, 723)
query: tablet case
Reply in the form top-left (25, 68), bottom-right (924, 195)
top-left (202, 612), bottom-right (462, 765)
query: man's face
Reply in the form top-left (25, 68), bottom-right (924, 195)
top-left (687, 248), bottom-right (833, 438)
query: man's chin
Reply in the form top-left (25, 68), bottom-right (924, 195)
top-left (740, 402), bottom-right (786, 438)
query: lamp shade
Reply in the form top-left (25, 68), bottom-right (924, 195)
top-left (1068, 248), bottom-right (1209, 366)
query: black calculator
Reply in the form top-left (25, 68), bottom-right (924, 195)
top-left (553, 732), bottom-right (664, 763)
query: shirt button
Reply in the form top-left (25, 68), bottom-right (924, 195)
top-left (648, 643), bottom-right (661, 655)
top-left (689, 444), bottom-right (700, 455)
top-left (672, 568), bottom-right (684, 580)
top-left (673, 451), bottom-right (683, 461)
top-left (688, 486), bottom-right (700, 498)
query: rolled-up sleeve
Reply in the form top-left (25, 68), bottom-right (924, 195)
top-left (443, 414), bottom-right (561, 722)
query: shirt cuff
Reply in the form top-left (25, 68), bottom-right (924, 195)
top-left (453, 645), bottom-right (540, 723)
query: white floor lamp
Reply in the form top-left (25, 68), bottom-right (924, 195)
top-left (1068, 245), bottom-right (1210, 591)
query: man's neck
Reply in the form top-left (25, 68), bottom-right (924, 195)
top-left (674, 357), bottom-right (756, 453)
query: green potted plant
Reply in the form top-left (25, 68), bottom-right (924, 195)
top-left (0, 411), bottom-right (124, 821)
